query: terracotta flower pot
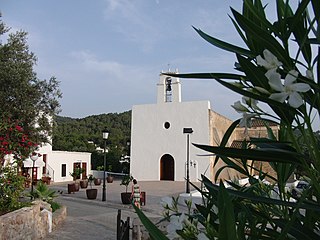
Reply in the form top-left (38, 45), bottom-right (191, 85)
top-left (86, 189), bottom-right (98, 200)
top-left (74, 182), bottom-right (80, 191)
top-left (121, 192), bottom-right (132, 204)
top-left (94, 178), bottom-right (101, 185)
top-left (80, 180), bottom-right (88, 188)
top-left (68, 183), bottom-right (76, 194)
top-left (107, 176), bottom-right (113, 183)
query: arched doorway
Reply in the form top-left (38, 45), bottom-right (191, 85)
top-left (160, 154), bottom-right (174, 181)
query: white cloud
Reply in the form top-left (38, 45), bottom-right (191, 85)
top-left (70, 50), bottom-right (125, 79)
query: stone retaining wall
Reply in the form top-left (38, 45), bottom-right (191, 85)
top-left (52, 205), bottom-right (67, 230)
top-left (0, 201), bottom-right (66, 240)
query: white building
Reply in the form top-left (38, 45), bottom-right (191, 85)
top-left (130, 72), bottom-right (238, 182)
top-left (22, 135), bottom-right (91, 183)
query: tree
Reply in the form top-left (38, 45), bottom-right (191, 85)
top-left (0, 16), bottom-right (62, 162)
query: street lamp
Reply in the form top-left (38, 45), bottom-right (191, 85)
top-left (102, 130), bottom-right (109, 201)
top-left (30, 153), bottom-right (39, 198)
top-left (183, 127), bottom-right (193, 193)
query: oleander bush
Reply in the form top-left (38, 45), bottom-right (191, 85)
top-left (135, 1), bottom-right (320, 239)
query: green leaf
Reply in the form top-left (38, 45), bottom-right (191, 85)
top-left (290, 0), bottom-right (312, 64)
top-left (242, 0), bottom-right (272, 54)
top-left (133, 203), bottom-right (169, 240)
top-left (273, 219), bottom-right (320, 240)
top-left (214, 119), bottom-right (240, 166)
top-left (249, 138), bottom-right (297, 152)
top-left (229, 16), bottom-right (248, 48)
top-left (244, 0), bottom-right (271, 30)
top-left (214, 156), bottom-right (249, 182)
top-left (231, 8), bottom-right (293, 68)
top-left (237, 54), bottom-right (270, 89)
top-left (202, 175), bottom-right (320, 213)
top-left (213, 78), bottom-right (299, 124)
top-left (311, 0), bottom-right (320, 24)
top-left (165, 71), bottom-right (298, 124)
top-left (217, 182), bottom-right (238, 240)
top-left (163, 72), bottom-right (245, 81)
top-left (318, 47), bottom-right (320, 85)
top-left (193, 27), bottom-right (255, 58)
top-left (194, 143), bottom-right (302, 164)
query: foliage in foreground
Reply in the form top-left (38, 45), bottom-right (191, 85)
top-left (0, 16), bottom-right (62, 162)
top-left (0, 166), bottom-right (30, 215)
top-left (0, 15), bottom-right (61, 215)
top-left (136, 0), bottom-right (320, 239)
top-left (29, 181), bottom-right (60, 212)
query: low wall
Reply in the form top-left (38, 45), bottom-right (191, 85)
top-left (0, 201), bottom-right (66, 240)
top-left (52, 205), bottom-right (67, 230)
top-left (91, 170), bottom-right (127, 180)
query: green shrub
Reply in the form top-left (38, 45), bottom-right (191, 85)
top-left (0, 166), bottom-right (27, 215)
top-left (28, 181), bottom-right (60, 212)
top-left (135, 1), bottom-right (320, 239)
top-left (50, 201), bottom-right (61, 212)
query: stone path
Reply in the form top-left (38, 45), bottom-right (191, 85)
top-left (46, 180), bottom-right (198, 239)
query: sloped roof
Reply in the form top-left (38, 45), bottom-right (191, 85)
top-left (237, 119), bottom-right (278, 128)
top-left (230, 140), bottom-right (246, 149)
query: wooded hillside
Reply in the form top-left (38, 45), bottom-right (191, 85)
top-left (52, 111), bottom-right (131, 172)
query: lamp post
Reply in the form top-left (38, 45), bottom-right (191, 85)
top-left (183, 128), bottom-right (193, 193)
top-left (30, 153), bottom-right (39, 198)
top-left (102, 130), bottom-right (109, 202)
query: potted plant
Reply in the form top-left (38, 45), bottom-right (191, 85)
top-left (69, 168), bottom-right (83, 192)
top-left (94, 177), bottom-right (101, 185)
top-left (107, 165), bottom-right (113, 183)
top-left (80, 178), bottom-right (88, 189)
top-left (86, 174), bottom-right (98, 200)
top-left (96, 165), bottom-right (104, 171)
top-left (41, 173), bottom-right (51, 185)
top-left (120, 174), bottom-right (133, 204)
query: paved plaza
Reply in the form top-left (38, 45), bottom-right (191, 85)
top-left (46, 180), bottom-right (199, 239)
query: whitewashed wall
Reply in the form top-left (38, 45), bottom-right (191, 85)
top-left (130, 100), bottom-right (211, 181)
top-left (48, 151), bottom-right (91, 182)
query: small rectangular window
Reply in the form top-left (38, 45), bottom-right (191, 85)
top-left (61, 164), bottom-right (66, 177)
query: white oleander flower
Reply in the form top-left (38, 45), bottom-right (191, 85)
top-left (242, 96), bottom-right (259, 110)
top-left (231, 100), bottom-right (248, 113)
top-left (166, 213), bottom-right (186, 239)
top-left (256, 49), bottom-right (282, 71)
top-left (267, 70), bottom-right (311, 108)
top-left (239, 112), bottom-right (257, 128)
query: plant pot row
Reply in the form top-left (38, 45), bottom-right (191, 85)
top-left (67, 176), bottom-right (114, 200)
top-left (67, 183), bottom-right (80, 194)
top-left (78, 177), bottom-right (114, 188)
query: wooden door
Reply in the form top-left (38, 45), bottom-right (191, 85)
top-left (82, 162), bottom-right (87, 179)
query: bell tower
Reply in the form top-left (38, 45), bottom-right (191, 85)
top-left (157, 71), bottom-right (181, 104)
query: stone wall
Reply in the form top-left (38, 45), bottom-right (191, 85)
top-left (209, 110), bottom-right (240, 182)
top-left (0, 201), bottom-right (66, 240)
top-left (52, 205), bottom-right (67, 230)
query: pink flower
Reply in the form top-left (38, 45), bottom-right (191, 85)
top-left (15, 125), bottom-right (23, 132)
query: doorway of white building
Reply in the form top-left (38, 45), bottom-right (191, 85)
top-left (160, 154), bottom-right (174, 181)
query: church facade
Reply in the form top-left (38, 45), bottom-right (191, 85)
top-left (130, 72), bottom-right (239, 182)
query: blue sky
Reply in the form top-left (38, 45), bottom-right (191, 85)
top-left (3, 0), bottom-right (249, 120)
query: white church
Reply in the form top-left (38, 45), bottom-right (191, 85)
top-left (130, 72), bottom-right (239, 182)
